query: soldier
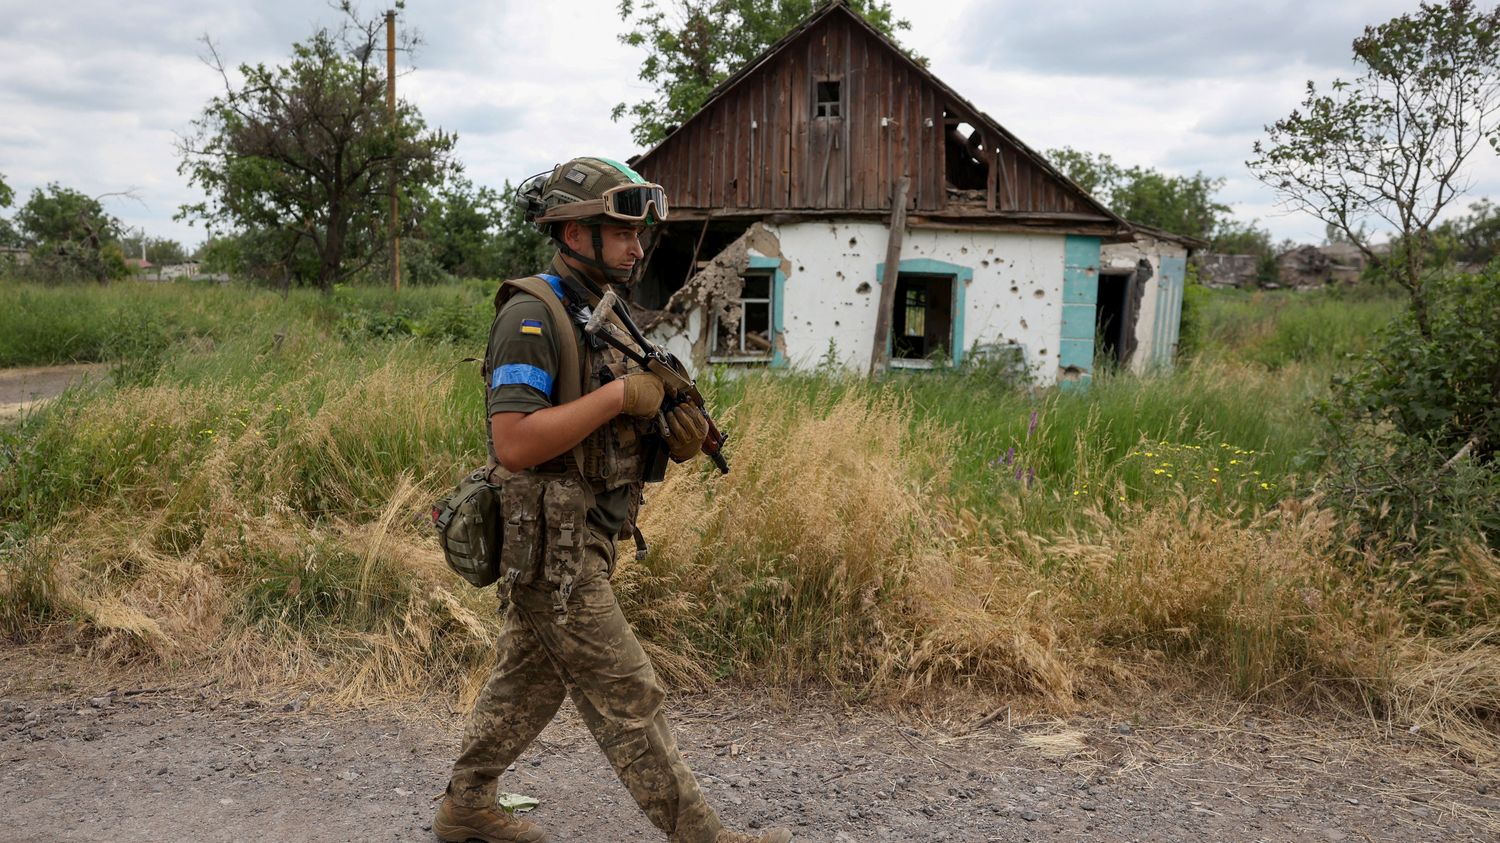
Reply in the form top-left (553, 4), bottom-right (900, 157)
top-left (434, 157), bottom-right (793, 843)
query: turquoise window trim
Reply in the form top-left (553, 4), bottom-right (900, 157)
top-left (874, 258), bottom-right (972, 366)
top-left (1060, 236), bottom-right (1101, 390)
top-left (746, 256), bottom-right (787, 368)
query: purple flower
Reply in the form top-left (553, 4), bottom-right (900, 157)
top-left (1014, 466), bottom-right (1024, 482)
top-left (1027, 410), bottom-right (1039, 439)
top-left (1003, 446), bottom-right (1015, 466)
top-left (1026, 466), bottom-right (1035, 489)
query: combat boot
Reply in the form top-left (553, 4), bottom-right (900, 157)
top-left (712, 829), bottom-right (792, 843)
top-left (433, 796), bottom-right (549, 843)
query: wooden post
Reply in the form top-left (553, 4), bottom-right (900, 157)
top-left (869, 174), bottom-right (910, 377)
top-left (386, 9), bottom-right (400, 292)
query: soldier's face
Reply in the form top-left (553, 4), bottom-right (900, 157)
top-left (564, 222), bottom-right (645, 280)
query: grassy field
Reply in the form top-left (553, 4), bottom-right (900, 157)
top-left (2, 277), bottom-right (1495, 756)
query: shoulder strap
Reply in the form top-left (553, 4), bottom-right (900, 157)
top-left (496, 274), bottom-right (589, 476)
top-left (499, 275), bottom-right (584, 405)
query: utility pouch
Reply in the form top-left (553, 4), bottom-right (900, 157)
top-left (431, 468), bottom-right (502, 588)
top-left (498, 473), bottom-right (546, 595)
top-left (541, 477), bottom-right (591, 623)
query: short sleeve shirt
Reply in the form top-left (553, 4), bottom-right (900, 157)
top-left (486, 293), bottom-right (562, 414)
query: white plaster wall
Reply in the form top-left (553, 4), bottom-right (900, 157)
top-left (758, 220), bottom-right (1068, 383)
top-left (644, 308), bottom-right (704, 371)
top-left (1100, 236), bottom-right (1188, 372)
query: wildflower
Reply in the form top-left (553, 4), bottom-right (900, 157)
top-left (1004, 446), bottom-right (1015, 466)
top-left (1144, 451), bottom-right (1155, 457)
top-left (1027, 410), bottom-right (1038, 439)
top-left (1153, 468), bottom-right (1166, 475)
top-left (1229, 459), bottom-right (1240, 465)
top-left (1259, 482), bottom-right (1271, 490)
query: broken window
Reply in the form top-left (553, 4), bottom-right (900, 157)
top-left (944, 115), bottom-right (990, 192)
top-left (815, 79), bottom-right (841, 118)
top-left (891, 273), bottom-right (952, 364)
top-left (710, 270), bottom-right (774, 360)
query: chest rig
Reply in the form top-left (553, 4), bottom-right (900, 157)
top-left (486, 273), bottom-right (654, 494)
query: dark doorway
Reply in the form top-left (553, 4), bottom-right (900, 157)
top-left (892, 273), bottom-right (953, 362)
top-left (1095, 270), bottom-right (1132, 366)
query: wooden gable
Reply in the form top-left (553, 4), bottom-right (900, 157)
top-left (631, 0), bottom-right (1123, 234)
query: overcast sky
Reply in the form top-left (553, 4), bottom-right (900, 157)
top-left (2, 0), bottom-right (1490, 251)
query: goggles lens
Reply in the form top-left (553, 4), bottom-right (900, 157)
top-left (607, 185), bottom-right (669, 222)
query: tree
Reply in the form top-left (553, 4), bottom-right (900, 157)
top-left (418, 175), bottom-right (507, 278)
top-left (177, 4), bottom-right (457, 291)
top-left (1432, 198), bottom-right (1500, 265)
top-left (1047, 147), bottom-right (1230, 241)
top-left (1249, 0), bottom-right (1500, 339)
top-left (613, 0), bottom-right (917, 147)
top-left (0, 172), bottom-right (17, 249)
top-left (14, 183), bottom-right (129, 282)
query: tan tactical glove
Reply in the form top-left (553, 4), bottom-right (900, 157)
top-left (664, 403), bottom-right (709, 462)
top-left (619, 371), bottom-right (666, 418)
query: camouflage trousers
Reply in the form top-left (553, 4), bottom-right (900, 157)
top-left (447, 527), bottom-right (724, 843)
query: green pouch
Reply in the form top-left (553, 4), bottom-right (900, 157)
top-left (431, 468), bottom-right (502, 588)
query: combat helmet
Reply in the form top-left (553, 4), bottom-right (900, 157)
top-left (516, 157), bottom-right (669, 280)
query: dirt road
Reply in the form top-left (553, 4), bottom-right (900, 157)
top-left (0, 363), bottom-right (108, 420)
top-left (1, 651), bottom-right (1495, 843)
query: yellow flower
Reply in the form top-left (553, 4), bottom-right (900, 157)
top-left (1153, 468), bottom-right (1166, 475)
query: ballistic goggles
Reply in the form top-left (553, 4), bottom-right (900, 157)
top-left (539, 183), bottom-right (670, 225)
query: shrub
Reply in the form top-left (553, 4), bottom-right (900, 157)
top-left (1317, 269), bottom-right (1500, 627)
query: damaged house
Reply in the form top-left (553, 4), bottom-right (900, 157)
top-left (627, 0), bottom-right (1192, 383)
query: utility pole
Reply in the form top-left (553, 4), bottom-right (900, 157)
top-left (386, 9), bottom-right (400, 292)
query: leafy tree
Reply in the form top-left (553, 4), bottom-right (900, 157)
top-left (1048, 147), bottom-right (1230, 241)
top-left (1250, 0), bottom-right (1500, 339)
top-left (489, 181), bottom-right (556, 280)
top-left (177, 4), bottom-right (457, 291)
top-left (14, 183), bottom-right (128, 282)
top-left (613, 0), bottom-right (917, 146)
top-left (0, 173), bottom-right (12, 209)
top-left (1433, 198), bottom-right (1500, 265)
top-left (418, 175), bottom-right (507, 278)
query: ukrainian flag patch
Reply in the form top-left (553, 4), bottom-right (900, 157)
top-left (519, 318), bottom-right (543, 336)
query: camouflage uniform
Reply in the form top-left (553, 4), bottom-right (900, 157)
top-left (446, 256), bottom-right (725, 843)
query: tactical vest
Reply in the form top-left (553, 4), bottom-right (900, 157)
top-left (484, 273), bottom-right (655, 496)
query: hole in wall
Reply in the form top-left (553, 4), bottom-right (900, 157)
top-left (1033, 289), bottom-right (1045, 299)
top-left (855, 281), bottom-right (871, 294)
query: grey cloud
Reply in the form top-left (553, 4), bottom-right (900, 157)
top-left (954, 0), bottom-right (1416, 79)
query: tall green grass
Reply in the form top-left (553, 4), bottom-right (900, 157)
top-left (1186, 285), bottom-right (1405, 369)
top-left (0, 277), bottom-right (495, 367)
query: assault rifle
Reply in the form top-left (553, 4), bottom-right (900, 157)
top-left (581, 289), bottom-right (730, 475)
